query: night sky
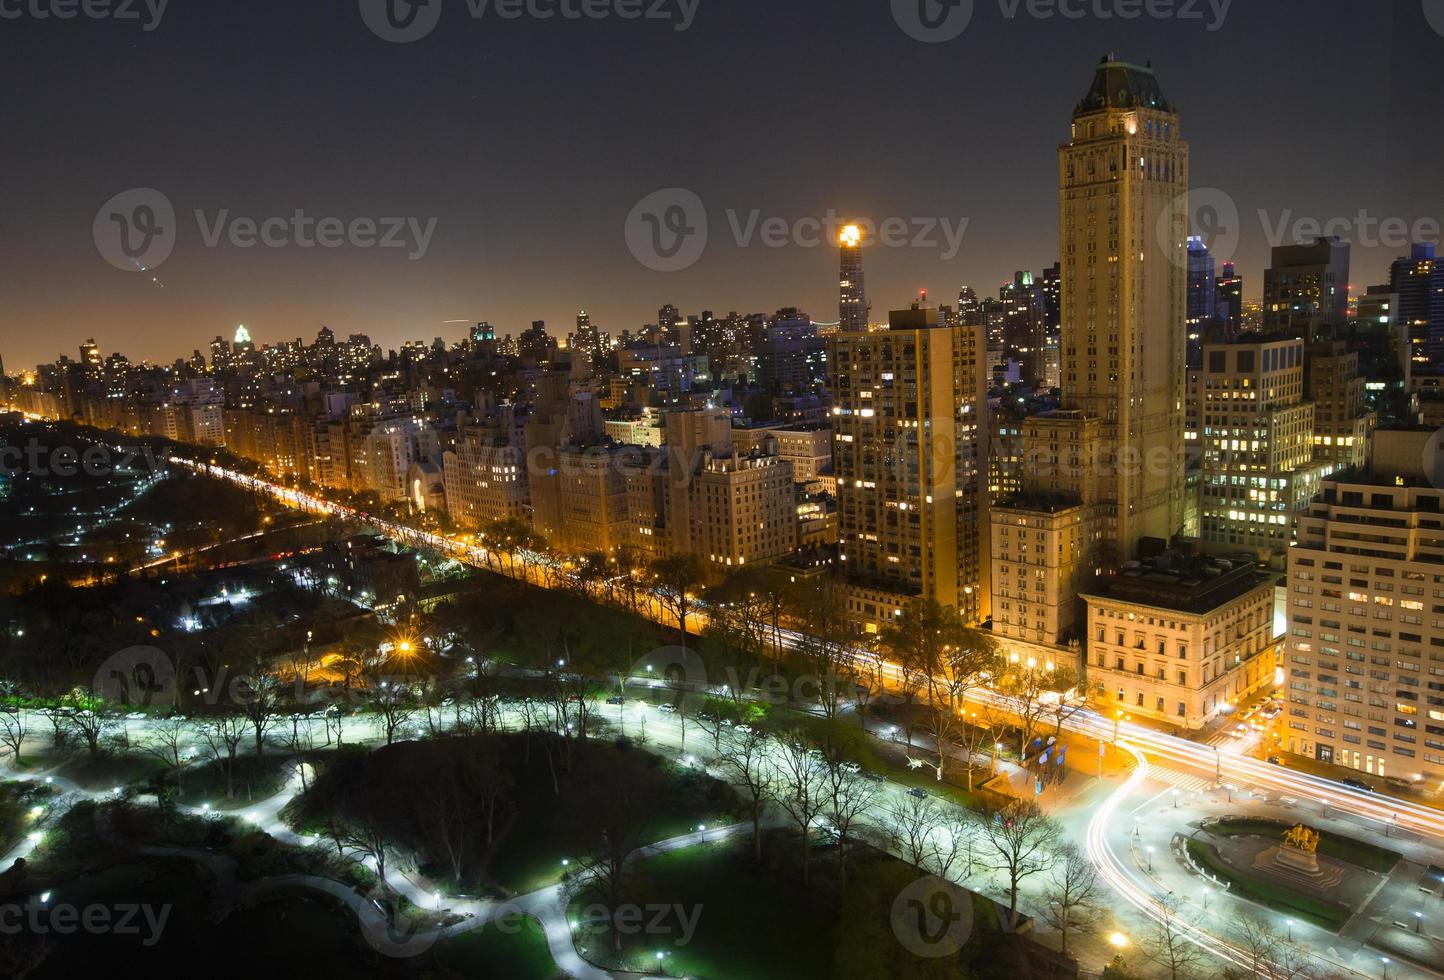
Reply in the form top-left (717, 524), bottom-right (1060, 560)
top-left (1, 0), bottom-right (1440, 370)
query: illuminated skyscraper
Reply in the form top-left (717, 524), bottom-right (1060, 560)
top-left (1058, 55), bottom-right (1188, 557)
top-left (992, 55), bottom-right (1188, 653)
top-left (838, 224), bottom-right (869, 332)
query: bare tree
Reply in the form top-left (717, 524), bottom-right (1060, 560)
top-left (1148, 894), bottom-right (1208, 980)
top-left (1039, 842), bottom-right (1100, 956)
top-left (788, 577), bottom-right (857, 719)
top-left (0, 710), bottom-right (27, 763)
top-left (142, 716), bottom-right (196, 786)
top-left (823, 762), bottom-right (879, 886)
top-left (768, 734), bottom-right (830, 886)
top-left (882, 601), bottom-right (1001, 783)
top-left (66, 698), bottom-right (115, 761)
top-left (370, 680), bottom-right (417, 746)
top-left (1233, 914), bottom-right (1278, 980)
top-left (972, 799), bottom-right (1063, 926)
top-left (649, 553), bottom-right (711, 649)
top-left (717, 727), bottom-right (770, 863)
top-left (197, 713), bottom-right (248, 799)
top-left (885, 793), bottom-right (941, 869)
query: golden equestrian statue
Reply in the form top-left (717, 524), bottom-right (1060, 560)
top-left (1282, 824), bottom-right (1320, 854)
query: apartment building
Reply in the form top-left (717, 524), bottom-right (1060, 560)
top-left (1084, 552), bottom-right (1279, 729)
top-left (1197, 334), bottom-right (1332, 560)
top-left (1284, 431), bottom-right (1444, 786)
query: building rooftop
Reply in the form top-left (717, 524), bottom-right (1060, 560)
top-left (993, 492), bottom-right (1084, 514)
top-left (1083, 552), bottom-right (1272, 615)
top-left (1074, 56), bottom-right (1174, 118)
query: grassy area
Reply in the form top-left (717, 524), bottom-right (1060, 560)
top-left (572, 835), bottom-right (837, 978)
top-left (487, 741), bottom-right (733, 894)
top-left (436, 914), bottom-right (561, 980)
top-left (25, 860), bottom-right (416, 978)
top-left (51, 750), bottom-right (166, 792)
top-left (568, 832), bottom-right (1042, 980)
top-left (175, 754), bottom-right (295, 809)
top-left (1186, 837), bottom-right (1352, 932)
top-left (0, 780), bottom-right (59, 853)
top-left (1206, 817), bottom-right (1402, 874)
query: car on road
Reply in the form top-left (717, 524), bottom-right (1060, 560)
top-left (1231, 723), bottom-right (1248, 738)
top-left (605, 696), bottom-right (625, 706)
top-left (841, 762), bottom-right (863, 774)
top-left (1266, 755), bottom-right (1284, 766)
top-left (698, 712), bottom-right (716, 723)
top-left (907, 788), bottom-right (928, 799)
top-left (125, 712), bottom-right (147, 721)
top-left (732, 724), bottom-right (753, 735)
top-left (658, 703), bottom-right (677, 713)
top-left (1340, 777), bottom-right (1374, 792)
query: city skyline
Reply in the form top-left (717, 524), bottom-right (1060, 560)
top-left (2, 1), bottom-right (1441, 371)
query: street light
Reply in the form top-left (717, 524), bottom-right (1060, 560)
top-left (1285, 918), bottom-right (1294, 941)
top-left (1201, 886), bottom-right (1209, 910)
top-left (1108, 932), bottom-right (1129, 950)
top-left (1415, 910), bottom-right (1423, 934)
top-left (1146, 845), bottom-right (1154, 871)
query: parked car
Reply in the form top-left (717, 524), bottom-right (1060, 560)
top-left (1340, 777), bottom-right (1374, 793)
top-left (907, 788), bottom-right (928, 800)
top-left (732, 724), bottom-right (753, 735)
top-left (605, 696), bottom-right (625, 706)
top-left (658, 703), bottom-right (677, 713)
top-left (841, 762), bottom-right (863, 774)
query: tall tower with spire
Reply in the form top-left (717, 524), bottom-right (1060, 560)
top-left (989, 56), bottom-right (1188, 653)
top-left (1059, 54), bottom-right (1188, 557)
top-left (838, 224), bottom-right (869, 332)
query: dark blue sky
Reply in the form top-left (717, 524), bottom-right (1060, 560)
top-left (1, 0), bottom-right (1440, 369)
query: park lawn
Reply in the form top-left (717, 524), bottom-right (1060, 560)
top-left (176, 754), bottom-right (295, 809)
top-left (1186, 838), bottom-right (1352, 932)
top-left (0, 780), bottom-right (58, 853)
top-left (1207, 817), bottom-right (1402, 874)
top-left (52, 750), bottom-right (166, 792)
top-left (483, 739), bottom-right (736, 895)
top-left (574, 835), bottom-right (837, 979)
top-left (437, 914), bottom-right (561, 980)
